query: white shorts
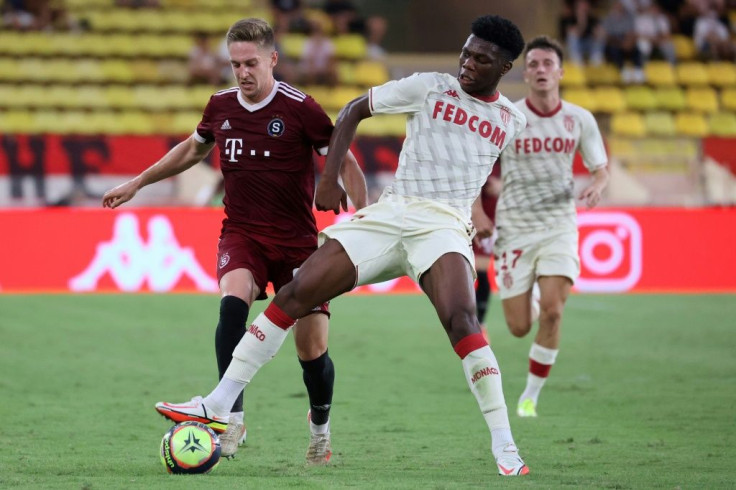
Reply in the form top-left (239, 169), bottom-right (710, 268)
top-left (319, 193), bottom-right (476, 287)
top-left (494, 228), bottom-right (579, 299)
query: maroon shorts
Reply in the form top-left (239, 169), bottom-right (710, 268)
top-left (216, 230), bottom-right (329, 314)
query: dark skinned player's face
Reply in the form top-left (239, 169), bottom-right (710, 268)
top-left (457, 34), bottom-right (512, 96)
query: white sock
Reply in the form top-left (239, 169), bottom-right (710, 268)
top-left (204, 312), bottom-right (292, 414)
top-left (229, 411), bottom-right (244, 425)
top-left (461, 345), bottom-right (514, 455)
top-left (310, 419), bottom-right (330, 435)
top-left (520, 343), bottom-right (559, 404)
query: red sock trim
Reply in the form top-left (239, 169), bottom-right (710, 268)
top-left (264, 303), bottom-right (296, 330)
top-left (454, 333), bottom-right (489, 359)
top-left (529, 358), bottom-right (552, 378)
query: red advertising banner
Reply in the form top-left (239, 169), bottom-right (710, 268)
top-left (0, 207), bottom-right (733, 294)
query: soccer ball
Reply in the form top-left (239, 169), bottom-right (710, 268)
top-left (160, 421), bottom-right (221, 474)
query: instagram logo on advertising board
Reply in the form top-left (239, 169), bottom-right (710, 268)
top-left (576, 212), bottom-right (643, 292)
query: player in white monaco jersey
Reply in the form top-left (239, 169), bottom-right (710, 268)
top-left (495, 36), bottom-right (609, 418)
top-left (156, 15), bottom-right (532, 476)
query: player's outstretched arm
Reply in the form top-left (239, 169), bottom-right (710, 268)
top-left (340, 150), bottom-right (368, 210)
top-left (578, 165), bottom-right (609, 209)
top-left (102, 136), bottom-right (215, 209)
top-left (316, 95), bottom-right (372, 214)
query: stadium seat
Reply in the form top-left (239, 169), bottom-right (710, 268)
top-left (708, 112), bottom-right (736, 136)
top-left (674, 111), bottom-right (708, 137)
top-left (654, 86), bottom-right (686, 111)
top-left (720, 88), bottom-right (736, 111)
top-left (130, 59), bottom-right (162, 83)
top-left (333, 34), bottom-right (367, 60)
top-left (644, 61), bottom-right (676, 86)
top-left (322, 86), bottom-right (364, 110)
top-left (113, 111), bottom-right (155, 135)
top-left (560, 63), bottom-right (586, 88)
top-left (170, 110), bottom-right (202, 135)
top-left (357, 114), bottom-right (406, 136)
top-left (337, 61), bottom-right (357, 85)
top-left (0, 110), bottom-right (35, 133)
top-left (74, 59), bottom-right (104, 83)
top-left (676, 62), bottom-right (710, 86)
top-left (104, 86), bottom-right (136, 110)
top-left (584, 63), bottom-right (620, 85)
top-left (671, 34), bottom-right (696, 60)
top-left (706, 62), bottom-right (736, 87)
top-left (685, 87), bottom-right (719, 113)
top-left (610, 112), bottom-right (646, 137)
top-left (279, 34), bottom-right (307, 59)
top-left (353, 60), bottom-right (390, 87)
top-left (561, 88), bottom-right (597, 112)
top-left (592, 86), bottom-right (626, 113)
top-left (624, 85), bottom-right (658, 111)
top-left (643, 111), bottom-right (676, 136)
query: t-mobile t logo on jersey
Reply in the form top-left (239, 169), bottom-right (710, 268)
top-left (68, 213), bottom-right (218, 292)
top-left (224, 138), bottom-right (244, 162)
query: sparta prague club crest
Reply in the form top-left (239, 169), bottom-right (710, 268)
top-left (267, 118), bottom-right (285, 137)
top-left (219, 252), bottom-right (230, 269)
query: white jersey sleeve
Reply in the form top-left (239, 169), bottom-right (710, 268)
top-left (367, 72), bottom-right (526, 220)
top-left (496, 99), bottom-right (607, 234)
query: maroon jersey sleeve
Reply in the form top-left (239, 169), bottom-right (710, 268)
top-left (297, 95), bottom-right (334, 155)
top-left (195, 95), bottom-right (217, 143)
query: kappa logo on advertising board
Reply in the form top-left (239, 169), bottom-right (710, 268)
top-left (68, 213), bottom-right (218, 292)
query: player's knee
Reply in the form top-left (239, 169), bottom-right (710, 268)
top-left (443, 307), bottom-right (478, 337)
top-left (506, 317), bottom-right (532, 338)
top-left (539, 303), bottom-right (563, 327)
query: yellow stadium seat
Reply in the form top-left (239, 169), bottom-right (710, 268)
top-left (170, 110), bottom-right (202, 135)
top-left (12, 85), bottom-right (45, 108)
top-left (592, 86), bottom-right (626, 113)
top-left (74, 59), bottom-right (104, 83)
top-left (300, 85), bottom-right (331, 107)
top-left (654, 87), bottom-right (686, 111)
top-left (674, 111), bottom-right (708, 137)
top-left (33, 110), bottom-right (65, 134)
top-left (356, 114), bottom-right (406, 136)
top-left (333, 34), bottom-right (367, 60)
top-left (610, 112), bottom-right (646, 137)
top-left (279, 34), bottom-right (307, 59)
top-left (322, 86), bottom-right (364, 111)
top-left (720, 88), bottom-right (736, 111)
top-left (672, 34), bottom-right (696, 60)
top-left (584, 63), bottom-right (620, 85)
top-left (643, 111), bottom-right (676, 136)
top-left (624, 85), bottom-right (658, 111)
top-left (706, 62), bottom-right (736, 87)
top-left (644, 61), bottom-right (676, 86)
top-left (676, 62), bottom-right (709, 86)
top-left (104, 86), bottom-right (136, 110)
top-left (708, 112), bottom-right (736, 136)
top-left (353, 60), bottom-right (390, 87)
top-left (46, 86), bottom-right (79, 109)
top-left (562, 88), bottom-right (598, 112)
top-left (17, 58), bottom-right (48, 82)
top-left (114, 111), bottom-right (155, 135)
top-left (337, 61), bottom-right (356, 85)
top-left (0, 59), bottom-right (21, 82)
top-left (560, 63), bottom-right (586, 88)
top-left (76, 85), bottom-right (108, 109)
top-left (0, 84), bottom-right (19, 107)
top-left (52, 60), bottom-right (83, 83)
top-left (133, 86), bottom-right (170, 111)
top-left (685, 87), bottom-right (719, 113)
top-left (130, 59), bottom-right (162, 83)
top-left (0, 110), bottom-right (35, 133)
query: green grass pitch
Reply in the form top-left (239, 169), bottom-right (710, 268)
top-left (1, 293), bottom-right (734, 489)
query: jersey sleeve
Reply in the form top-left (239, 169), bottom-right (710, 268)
top-left (194, 96), bottom-right (216, 144)
top-left (579, 109), bottom-right (607, 171)
top-left (368, 72), bottom-right (435, 115)
top-left (300, 95), bottom-right (335, 156)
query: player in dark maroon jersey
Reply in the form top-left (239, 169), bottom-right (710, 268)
top-left (102, 18), bottom-right (367, 463)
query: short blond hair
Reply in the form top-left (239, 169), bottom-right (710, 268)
top-left (226, 18), bottom-right (275, 50)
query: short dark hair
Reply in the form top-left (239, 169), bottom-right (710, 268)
top-left (524, 35), bottom-right (564, 65)
top-left (226, 18), bottom-right (275, 50)
top-left (471, 15), bottom-right (525, 62)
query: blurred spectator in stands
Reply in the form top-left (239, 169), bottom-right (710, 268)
top-left (634, 2), bottom-right (677, 64)
top-left (693, 7), bottom-right (734, 60)
top-left (322, 0), bottom-right (388, 59)
top-left (298, 19), bottom-right (338, 86)
top-left (271, 0), bottom-right (310, 34)
top-left (189, 32), bottom-right (228, 85)
top-left (559, 0), bottom-right (605, 65)
top-left (2, 0), bottom-right (71, 31)
top-left (602, 0), bottom-right (644, 82)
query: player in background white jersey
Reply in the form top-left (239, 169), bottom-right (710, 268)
top-left (494, 36), bottom-right (609, 418)
top-left (156, 15), bottom-right (532, 476)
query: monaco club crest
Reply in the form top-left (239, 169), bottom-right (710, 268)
top-left (500, 106), bottom-right (511, 125)
top-left (564, 115), bottom-right (575, 133)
